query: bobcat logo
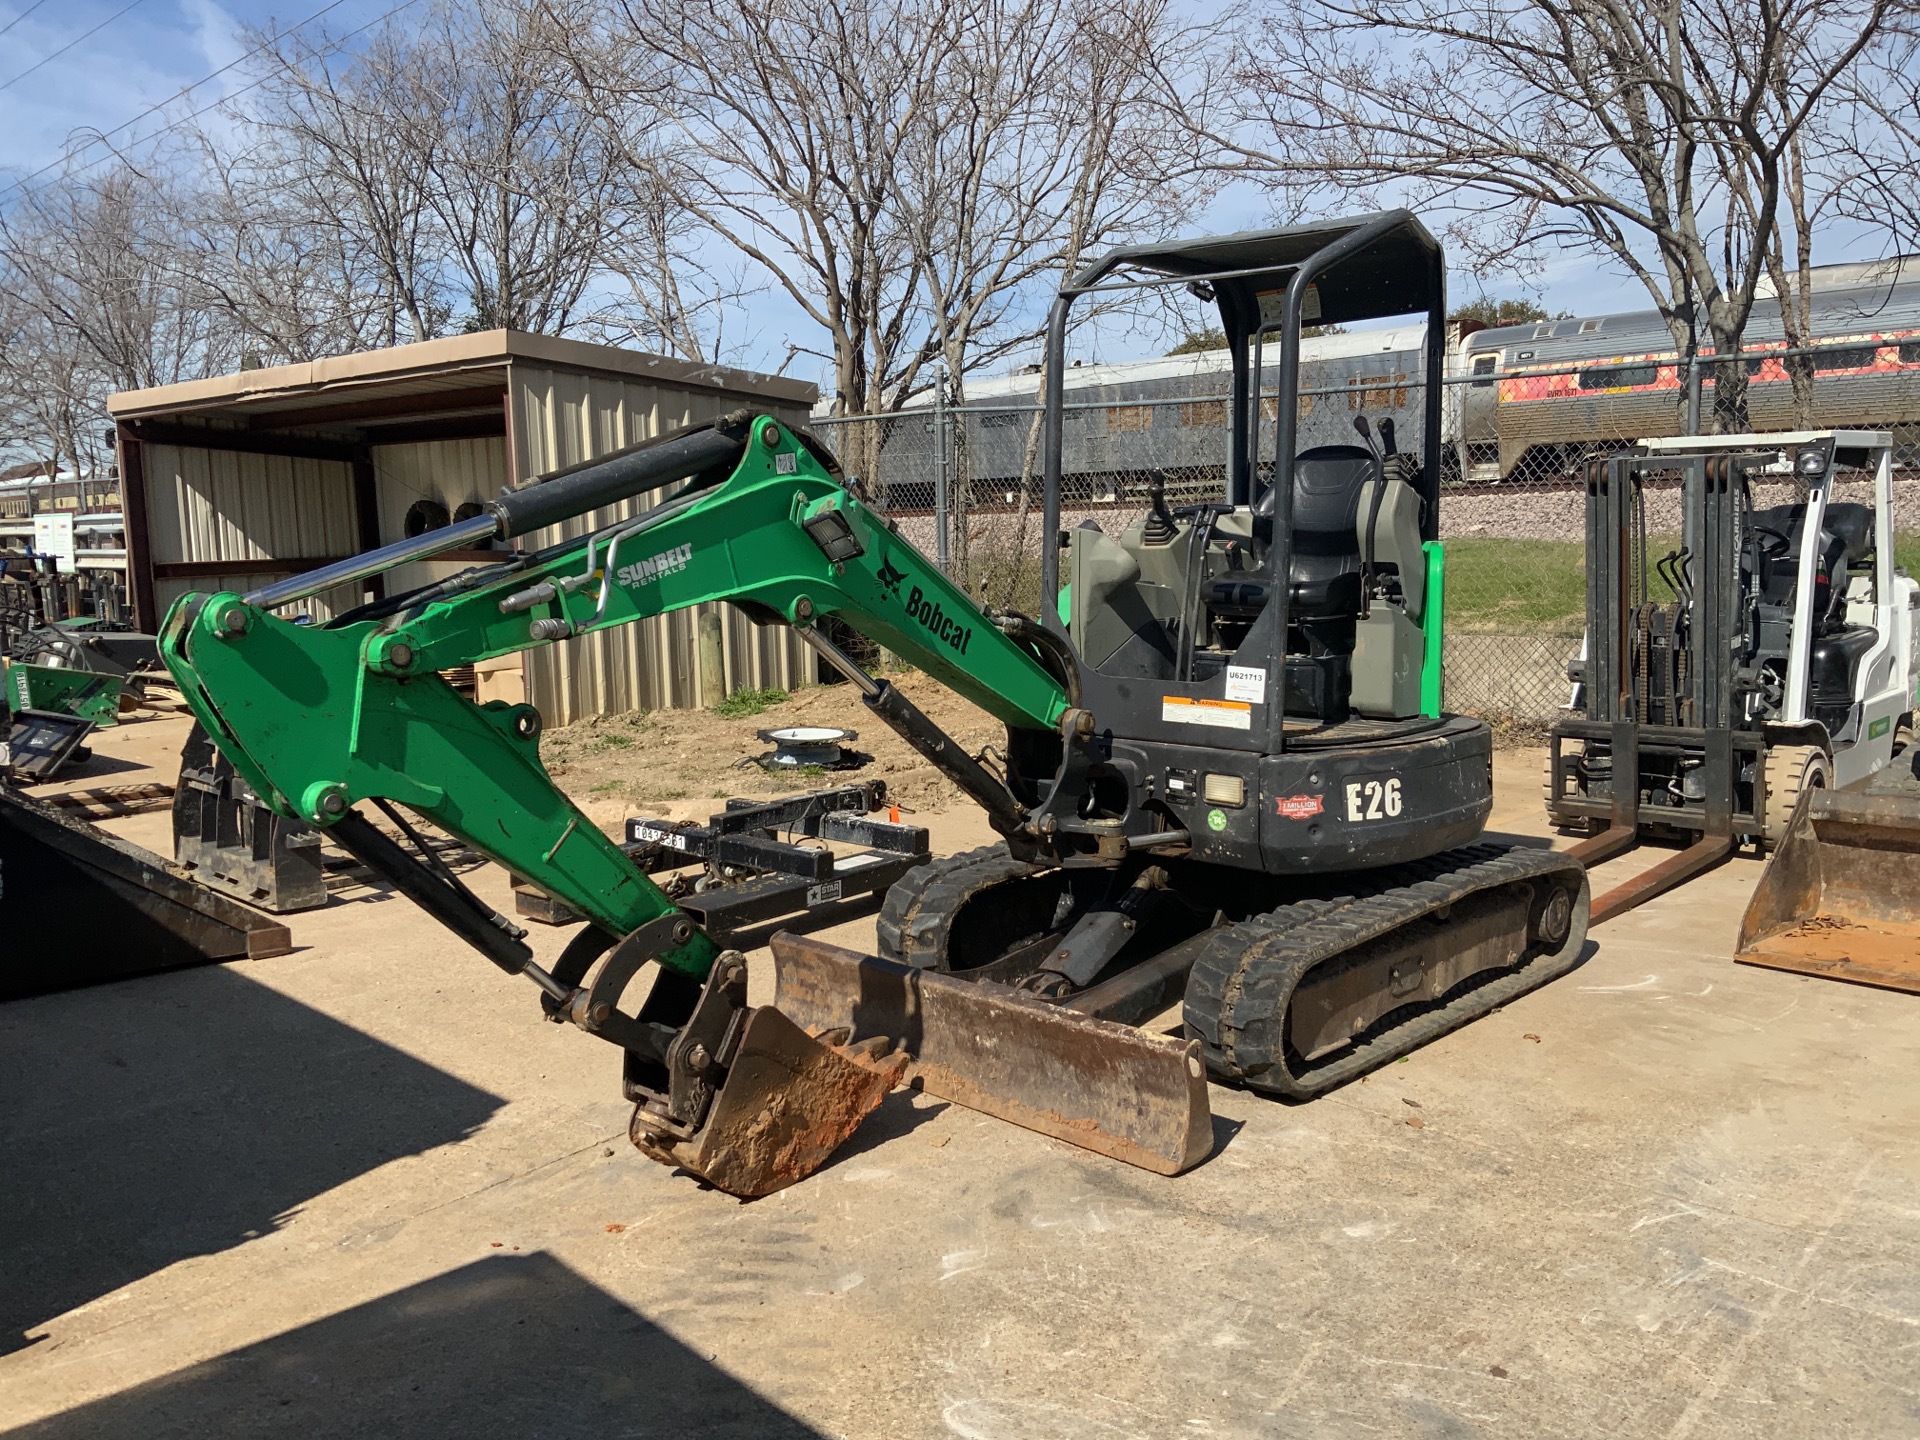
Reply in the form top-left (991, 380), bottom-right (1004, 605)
top-left (877, 557), bottom-right (906, 597)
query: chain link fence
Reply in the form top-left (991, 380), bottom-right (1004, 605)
top-left (813, 351), bottom-right (1920, 738)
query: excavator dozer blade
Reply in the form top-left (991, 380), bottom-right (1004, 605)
top-left (1736, 784), bottom-right (1920, 993)
top-left (631, 1004), bottom-right (908, 1199)
top-left (770, 932), bottom-right (1213, 1177)
top-left (0, 784), bottom-right (293, 1000)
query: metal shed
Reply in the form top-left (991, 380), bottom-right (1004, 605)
top-left (109, 331), bottom-right (819, 724)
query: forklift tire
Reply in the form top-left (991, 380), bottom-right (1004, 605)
top-left (1763, 744), bottom-right (1832, 850)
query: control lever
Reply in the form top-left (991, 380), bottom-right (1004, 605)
top-left (1143, 471), bottom-right (1178, 546)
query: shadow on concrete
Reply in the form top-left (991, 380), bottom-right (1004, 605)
top-left (818, 1087), bottom-right (948, 1168)
top-left (6, 1252), bottom-right (825, 1439)
top-left (0, 967), bottom-right (504, 1356)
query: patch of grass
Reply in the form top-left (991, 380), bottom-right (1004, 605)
top-left (1443, 538), bottom-right (1588, 637)
top-left (588, 780), bottom-right (622, 795)
top-left (712, 687), bottom-right (789, 718)
top-left (1896, 534), bottom-right (1920, 578)
top-left (590, 732), bottom-right (635, 751)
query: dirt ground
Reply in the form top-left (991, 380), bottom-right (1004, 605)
top-left (5, 704), bottom-right (1920, 1439)
top-left (544, 670), bottom-right (1006, 832)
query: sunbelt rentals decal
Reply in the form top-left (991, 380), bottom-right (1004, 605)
top-left (617, 542), bottom-right (693, 589)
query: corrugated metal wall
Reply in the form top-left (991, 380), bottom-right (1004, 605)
top-left (369, 436), bottom-right (509, 596)
top-left (144, 442), bottom-right (364, 621)
top-left (510, 364), bottom-right (814, 725)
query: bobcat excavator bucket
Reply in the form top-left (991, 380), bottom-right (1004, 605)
top-left (1736, 776), bottom-right (1920, 994)
top-left (767, 933), bottom-right (1213, 1177)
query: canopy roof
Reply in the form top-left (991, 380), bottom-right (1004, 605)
top-left (1076, 210), bottom-right (1442, 328)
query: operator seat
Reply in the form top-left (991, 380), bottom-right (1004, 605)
top-left (1254, 445), bottom-right (1371, 632)
top-left (1245, 445), bottom-right (1376, 722)
top-left (1752, 500), bottom-right (1873, 630)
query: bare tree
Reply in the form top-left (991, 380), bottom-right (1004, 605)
top-left (1213, 0), bottom-right (1895, 429)
top-left (582, 145), bottom-right (770, 365)
top-left (231, 23), bottom-right (454, 348)
top-left (566, 0), bottom-right (1204, 403)
top-left (414, 0), bottom-right (635, 333)
top-left (0, 161), bottom-right (230, 398)
top-left (568, 0), bottom-right (942, 425)
top-left (901, 0), bottom-right (1207, 399)
top-left (1829, 26), bottom-right (1920, 264)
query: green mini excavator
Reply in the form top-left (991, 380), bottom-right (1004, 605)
top-left (162, 212), bottom-right (1590, 1196)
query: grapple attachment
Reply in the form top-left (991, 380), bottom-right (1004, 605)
top-left (1736, 783), bottom-right (1920, 993)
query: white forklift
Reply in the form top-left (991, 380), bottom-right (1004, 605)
top-left (1545, 430), bottom-right (1916, 924)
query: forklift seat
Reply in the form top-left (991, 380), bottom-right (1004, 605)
top-left (1752, 501), bottom-right (1873, 629)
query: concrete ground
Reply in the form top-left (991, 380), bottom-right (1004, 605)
top-left (3, 713), bottom-right (1918, 1439)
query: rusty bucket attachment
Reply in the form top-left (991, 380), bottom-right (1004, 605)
top-left (1736, 784), bottom-right (1920, 993)
top-left (627, 951), bottom-right (908, 1199)
top-left (770, 933), bottom-right (1213, 1177)
top-left (630, 1005), bottom-right (906, 1198)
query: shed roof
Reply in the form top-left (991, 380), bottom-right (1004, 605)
top-left (108, 329), bottom-right (816, 431)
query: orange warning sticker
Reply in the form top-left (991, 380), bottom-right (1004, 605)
top-left (1161, 696), bottom-right (1253, 731)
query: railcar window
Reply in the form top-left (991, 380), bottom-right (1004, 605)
top-left (1107, 404), bottom-right (1153, 432)
top-left (1179, 400), bottom-right (1227, 427)
top-left (1578, 364), bottom-right (1659, 389)
top-left (1470, 355), bottom-right (1497, 388)
top-left (976, 411), bottom-right (1021, 428)
top-left (1812, 344), bottom-right (1880, 372)
top-left (1347, 373), bottom-right (1408, 409)
top-left (1900, 341), bottom-right (1920, 365)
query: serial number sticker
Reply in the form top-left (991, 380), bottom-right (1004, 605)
top-left (806, 879), bottom-right (843, 906)
top-left (1223, 666), bottom-right (1266, 703)
top-left (1161, 696), bottom-right (1252, 731)
top-left (1344, 777), bottom-right (1404, 822)
top-left (632, 825), bottom-right (690, 851)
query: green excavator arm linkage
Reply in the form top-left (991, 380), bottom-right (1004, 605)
top-left (161, 414), bottom-right (1068, 970)
top-left (156, 412), bottom-right (1122, 1197)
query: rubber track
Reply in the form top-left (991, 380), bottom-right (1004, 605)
top-left (875, 844), bottom-right (1039, 968)
top-left (1185, 843), bottom-right (1590, 1099)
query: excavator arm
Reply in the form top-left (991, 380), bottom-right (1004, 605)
top-left (161, 413), bottom-right (1065, 961)
top-left (159, 412), bottom-right (1204, 1196)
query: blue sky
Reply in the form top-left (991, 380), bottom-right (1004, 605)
top-left (0, 0), bottom-right (383, 182)
top-left (0, 0), bottom-right (1892, 391)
